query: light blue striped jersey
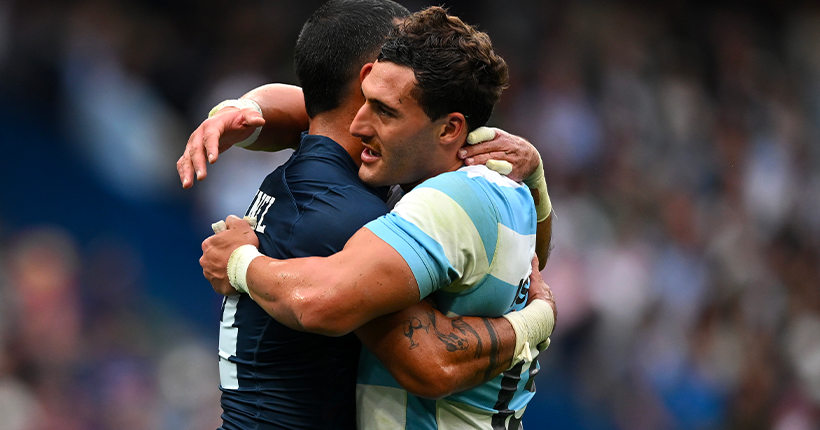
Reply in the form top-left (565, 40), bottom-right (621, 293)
top-left (358, 165), bottom-right (539, 430)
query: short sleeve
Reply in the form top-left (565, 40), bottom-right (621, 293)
top-left (364, 175), bottom-right (497, 299)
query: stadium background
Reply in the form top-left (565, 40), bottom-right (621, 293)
top-left (0, 0), bottom-right (819, 428)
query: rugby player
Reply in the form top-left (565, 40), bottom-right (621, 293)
top-left (201, 6), bottom-right (554, 429)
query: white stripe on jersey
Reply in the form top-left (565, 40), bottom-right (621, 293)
top-left (462, 164), bottom-right (525, 189)
top-left (488, 223), bottom-right (535, 286)
top-left (218, 294), bottom-right (240, 389)
top-left (357, 384), bottom-right (407, 429)
top-left (391, 187), bottom-right (489, 293)
top-left (436, 401), bottom-right (527, 430)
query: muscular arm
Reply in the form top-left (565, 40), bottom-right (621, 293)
top-left (178, 86), bottom-right (545, 189)
top-left (355, 300), bottom-right (516, 399)
top-left (178, 84), bottom-right (309, 188)
top-left (238, 84), bottom-right (309, 152)
top-left (535, 211), bottom-right (553, 271)
top-left (239, 227), bottom-right (421, 337)
top-left (353, 256), bottom-right (555, 399)
top-left (202, 219), bottom-right (556, 399)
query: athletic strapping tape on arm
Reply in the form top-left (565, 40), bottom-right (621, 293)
top-left (211, 216), bottom-right (261, 295)
top-left (466, 127), bottom-right (552, 221)
top-left (209, 99), bottom-right (264, 148)
top-left (502, 299), bottom-right (554, 366)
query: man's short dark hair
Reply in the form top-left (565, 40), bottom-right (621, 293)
top-left (295, 0), bottom-right (410, 118)
top-left (378, 6), bottom-right (509, 131)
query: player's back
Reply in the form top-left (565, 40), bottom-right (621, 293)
top-left (219, 134), bottom-right (390, 430)
top-left (357, 165), bottom-right (539, 429)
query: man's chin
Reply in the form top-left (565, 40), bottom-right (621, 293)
top-left (358, 166), bottom-right (389, 187)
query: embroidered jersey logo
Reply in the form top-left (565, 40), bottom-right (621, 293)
top-left (511, 277), bottom-right (530, 307)
top-left (246, 190), bottom-right (275, 233)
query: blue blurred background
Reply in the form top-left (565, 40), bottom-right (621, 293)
top-left (1, 0), bottom-right (819, 429)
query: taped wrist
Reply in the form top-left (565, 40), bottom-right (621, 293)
top-left (523, 158), bottom-right (552, 222)
top-left (503, 299), bottom-right (555, 365)
top-left (227, 244), bottom-right (262, 294)
top-left (208, 99), bottom-right (263, 148)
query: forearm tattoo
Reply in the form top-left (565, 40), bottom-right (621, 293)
top-left (403, 311), bottom-right (503, 383)
top-left (480, 318), bottom-right (501, 382)
top-left (403, 317), bottom-right (429, 349)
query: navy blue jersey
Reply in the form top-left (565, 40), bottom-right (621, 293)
top-left (218, 134), bottom-right (390, 430)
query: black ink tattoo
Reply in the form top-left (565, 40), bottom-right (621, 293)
top-left (404, 310), bottom-right (502, 384)
top-left (451, 317), bottom-right (483, 358)
top-left (404, 317), bottom-right (429, 349)
top-left (481, 318), bottom-right (501, 383)
top-left (427, 311), bottom-right (469, 352)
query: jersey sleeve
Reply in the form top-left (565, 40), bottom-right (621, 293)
top-left (364, 174), bottom-right (497, 299)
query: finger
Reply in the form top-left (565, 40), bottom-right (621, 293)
top-left (459, 140), bottom-right (508, 160)
top-left (242, 216), bottom-right (258, 229)
top-left (530, 256), bottom-right (540, 274)
top-left (212, 220), bottom-right (227, 234)
top-left (243, 110), bottom-right (266, 128)
top-left (464, 151), bottom-right (511, 166)
top-left (177, 153), bottom-right (194, 189)
top-left (466, 126), bottom-right (496, 144)
top-left (486, 160), bottom-right (513, 175)
top-left (224, 214), bottom-right (244, 229)
top-left (201, 122), bottom-right (223, 167)
top-left (180, 128), bottom-right (206, 187)
top-left (190, 128), bottom-right (211, 181)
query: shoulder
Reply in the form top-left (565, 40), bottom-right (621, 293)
top-left (425, 165), bottom-right (522, 188)
top-left (396, 166), bottom-right (525, 222)
top-left (394, 165), bottom-right (536, 238)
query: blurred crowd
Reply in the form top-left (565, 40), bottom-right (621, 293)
top-left (0, 0), bottom-right (818, 429)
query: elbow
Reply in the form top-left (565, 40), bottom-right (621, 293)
top-left (394, 363), bottom-right (459, 400)
top-left (288, 295), bottom-right (357, 337)
top-left (297, 312), bottom-right (352, 337)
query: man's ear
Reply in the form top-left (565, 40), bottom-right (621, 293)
top-left (359, 63), bottom-right (374, 83)
top-left (438, 112), bottom-right (467, 147)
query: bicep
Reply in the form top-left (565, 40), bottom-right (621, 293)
top-left (305, 228), bottom-right (421, 333)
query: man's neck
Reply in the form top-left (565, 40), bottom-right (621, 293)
top-left (399, 157), bottom-right (465, 193)
top-left (309, 111), bottom-right (364, 166)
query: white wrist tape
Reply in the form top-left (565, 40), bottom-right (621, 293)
top-left (523, 158), bottom-right (552, 222)
top-left (227, 244), bottom-right (262, 294)
top-left (503, 299), bottom-right (555, 365)
top-left (208, 99), bottom-right (264, 148)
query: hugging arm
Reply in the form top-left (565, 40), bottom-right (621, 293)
top-left (178, 84), bottom-right (309, 188)
top-left (178, 85), bottom-right (546, 189)
top-left (353, 255), bottom-right (556, 399)
top-left (354, 299), bottom-right (517, 399)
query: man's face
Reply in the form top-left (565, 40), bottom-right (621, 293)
top-left (350, 60), bottom-right (447, 189)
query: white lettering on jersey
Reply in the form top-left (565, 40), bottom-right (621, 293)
top-left (246, 190), bottom-right (275, 234)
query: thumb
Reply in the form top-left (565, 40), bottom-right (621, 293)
top-left (224, 215), bottom-right (245, 229)
top-left (243, 110), bottom-right (266, 128)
